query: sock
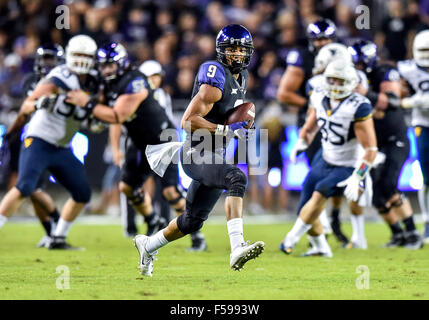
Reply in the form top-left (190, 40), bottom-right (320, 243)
top-left (41, 220), bottom-right (52, 236)
top-left (331, 208), bottom-right (340, 221)
top-left (284, 217), bottom-right (312, 245)
top-left (390, 222), bottom-right (403, 236)
top-left (145, 212), bottom-right (158, 225)
top-left (310, 234), bottom-right (331, 254)
top-left (418, 185), bottom-right (429, 223)
top-left (351, 214), bottom-right (367, 247)
top-left (53, 218), bottom-right (73, 237)
top-left (402, 216), bottom-right (416, 232)
top-left (319, 209), bottom-right (332, 233)
top-left (49, 208), bottom-right (60, 223)
top-left (145, 230), bottom-right (169, 254)
top-left (0, 215), bottom-right (8, 230)
top-left (227, 218), bottom-right (245, 252)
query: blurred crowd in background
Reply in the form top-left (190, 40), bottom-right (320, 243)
top-left (1, 0), bottom-right (429, 215)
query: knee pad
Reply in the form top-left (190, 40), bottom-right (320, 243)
top-left (176, 211), bottom-right (205, 235)
top-left (72, 185), bottom-right (91, 203)
top-left (390, 194), bottom-right (404, 208)
top-left (377, 205), bottom-right (391, 215)
top-left (127, 188), bottom-right (145, 206)
top-left (224, 167), bottom-right (247, 198)
top-left (165, 186), bottom-right (185, 205)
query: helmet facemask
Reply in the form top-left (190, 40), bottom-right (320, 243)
top-left (217, 43), bottom-right (253, 74)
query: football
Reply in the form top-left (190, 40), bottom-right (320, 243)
top-left (224, 102), bottom-right (255, 129)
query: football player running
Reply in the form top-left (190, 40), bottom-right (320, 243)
top-left (66, 42), bottom-right (185, 238)
top-left (398, 30), bottom-right (429, 244)
top-left (0, 35), bottom-right (98, 250)
top-left (131, 24), bottom-right (264, 276)
top-left (294, 42), bottom-right (371, 251)
top-left (280, 60), bottom-right (377, 257)
top-left (350, 39), bottom-right (422, 249)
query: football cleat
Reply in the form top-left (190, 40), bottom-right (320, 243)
top-left (36, 235), bottom-right (52, 248)
top-left (301, 246), bottom-right (333, 258)
top-left (343, 240), bottom-right (368, 250)
top-left (48, 236), bottom-right (84, 251)
top-left (230, 241), bottom-right (264, 271)
top-left (384, 233), bottom-right (405, 248)
top-left (279, 235), bottom-right (295, 255)
top-left (134, 235), bottom-right (157, 277)
top-left (423, 222), bottom-right (429, 245)
top-left (403, 230), bottom-right (423, 250)
top-left (146, 216), bottom-right (167, 237)
top-left (187, 232), bottom-right (208, 252)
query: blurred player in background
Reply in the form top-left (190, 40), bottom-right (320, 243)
top-left (0, 35), bottom-right (98, 250)
top-left (133, 24), bottom-right (264, 277)
top-left (277, 18), bottom-right (349, 243)
top-left (398, 29), bottom-right (429, 245)
top-left (280, 60), bottom-right (377, 257)
top-left (66, 42), bottom-right (186, 239)
top-left (350, 39), bottom-right (422, 249)
top-left (293, 42), bottom-right (371, 250)
top-left (0, 44), bottom-right (65, 247)
top-left (139, 60), bottom-right (207, 251)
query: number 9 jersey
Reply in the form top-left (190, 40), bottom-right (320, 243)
top-left (310, 88), bottom-right (372, 167)
top-left (25, 64), bottom-right (98, 147)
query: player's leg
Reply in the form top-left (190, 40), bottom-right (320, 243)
top-left (330, 196), bottom-right (348, 244)
top-left (120, 144), bottom-right (166, 236)
top-left (30, 188), bottom-right (60, 247)
top-left (47, 148), bottom-right (91, 250)
top-left (161, 162), bottom-right (207, 252)
top-left (120, 192), bottom-right (138, 237)
top-left (0, 137), bottom-right (48, 231)
top-left (416, 126), bottom-right (429, 243)
top-left (346, 200), bottom-right (367, 249)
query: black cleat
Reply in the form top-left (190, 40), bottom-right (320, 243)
top-left (146, 217), bottom-right (168, 236)
top-left (330, 218), bottom-right (349, 245)
top-left (188, 232), bottom-right (207, 252)
top-left (384, 233), bottom-right (405, 248)
top-left (403, 230), bottom-right (423, 250)
top-left (48, 236), bottom-right (84, 251)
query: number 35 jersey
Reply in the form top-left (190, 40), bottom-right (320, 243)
top-left (25, 64), bottom-right (98, 147)
top-left (310, 89), bottom-right (372, 167)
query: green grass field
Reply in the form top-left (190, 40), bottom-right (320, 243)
top-left (0, 222), bottom-right (428, 300)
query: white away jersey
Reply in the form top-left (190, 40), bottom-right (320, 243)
top-left (310, 88), bottom-right (372, 167)
top-left (25, 64), bottom-right (94, 147)
top-left (397, 59), bottom-right (429, 127)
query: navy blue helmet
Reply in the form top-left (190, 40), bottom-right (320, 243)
top-left (34, 44), bottom-right (64, 76)
top-left (348, 40), bottom-right (378, 73)
top-left (306, 18), bottom-right (336, 52)
top-left (216, 24), bottom-right (254, 74)
top-left (96, 42), bottom-right (130, 82)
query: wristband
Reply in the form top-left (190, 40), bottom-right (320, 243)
top-left (215, 124), bottom-right (229, 136)
top-left (355, 160), bottom-right (372, 180)
top-left (84, 98), bottom-right (98, 113)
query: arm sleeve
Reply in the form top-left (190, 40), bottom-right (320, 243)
top-left (197, 61), bottom-right (226, 93)
top-left (354, 102), bottom-right (372, 121)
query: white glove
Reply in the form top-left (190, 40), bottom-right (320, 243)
top-left (337, 160), bottom-right (372, 202)
top-left (290, 138), bottom-right (308, 164)
top-left (372, 152), bottom-right (386, 168)
top-left (336, 174), bottom-right (362, 202)
top-left (401, 93), bottom-right (428, 109)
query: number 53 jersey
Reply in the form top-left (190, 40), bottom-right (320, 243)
top-left (25, 64), bottom-right (98, 148)
top-left (309, 89), bottom-right (373, 167)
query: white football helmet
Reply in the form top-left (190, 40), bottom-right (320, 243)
top-left (313, 43), bottom-right (352, 75)
top-left (413, 30), bottom-right (429, 67)
top-left (323, 60), bottom-right (358, 100)
top-left (66, 35), bottom-right (97, 74)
